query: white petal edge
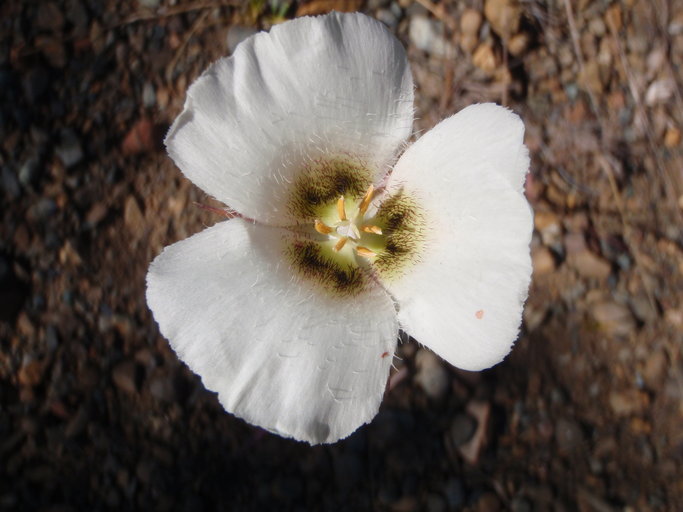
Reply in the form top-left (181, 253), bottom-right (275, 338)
top-left (382, 105), bottom-right (533, 371)
top-left (146, 219), bottom-right (398, 444)
top-left (166, 12), bottom-right (414, 224)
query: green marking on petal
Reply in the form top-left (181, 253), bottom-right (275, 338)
top-left (288, 157), bottom-right (373, 221)
top-left (286, 239), bottom-right (367, 297)
top-left (370, 187), bottom-right (426, 281)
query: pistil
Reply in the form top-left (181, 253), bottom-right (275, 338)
top-left (314, 185), bottom-right (382, 258)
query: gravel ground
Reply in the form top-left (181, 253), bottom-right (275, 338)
top-left (1, 0), bottom-right (682, 510)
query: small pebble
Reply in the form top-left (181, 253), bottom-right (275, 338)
top-left (142, 82), bottom-right (156, 108)
top-left (414, 349), bottom-right (449, 400)
top-left (55, 129), bottom-right (84, 168)
top-left (226, 26), bottom-right (258, 54)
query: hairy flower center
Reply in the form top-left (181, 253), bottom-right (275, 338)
top-left (314, 185), bottom-right (384, 259)
top-left (285, 158), bottom-right (426, 296)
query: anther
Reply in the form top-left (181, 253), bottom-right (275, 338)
top-left (314, 219), bottom-right (333, 235)
top-left (358, 184), bottom-right (374, 216)
top-left (361, 225), bottom-right (383, 235)
top-left (337, 196), bottom-right (346, 221)
top-left (355, 246), bottom-right (376, 258)
top-left (333, 237), bottom-right (348, 252)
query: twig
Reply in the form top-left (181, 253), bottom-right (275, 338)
top-left (563, 0), bottom-right (599, 113)
top-left (597, 154), bottom-right (657, 310)
top-left (610, 17), bottom-right (683, 226)
top-left (414, 0), bottom-right (458, 31)
top-left (166, 9), bottom-right (211, 82)
top-left (14, 1), bottom-right (237, 60)
top-left (115, 0), bottom-right (237, 28)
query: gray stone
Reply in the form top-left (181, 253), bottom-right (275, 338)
top-left (414, 349), bottom-right (449, 400)
top-left (376, 9), bottom-right (399, 29)
top-left (112, 361), bottom-right (139, 395)
top-left (227, 26), bottom-right (258, 54)
top-left (1, 167), bottom-right (20, 198)
top-left (18, 155), bottom-right (40, 186)
top-left (55, 129), bottom-right (83, 168)
top-left (142, 82), bottom-right (156, 108)
top-left (555, 418), bottom-right (584, 454)
top-left (409, 16), bottom-right (455, 58)
top-left (443, 478), bottom-right (465, 509)
top-left (448, 413), bottom-right (477, 446)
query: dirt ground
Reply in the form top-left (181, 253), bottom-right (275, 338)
top-left (1, 0), bottom-right (682, 510)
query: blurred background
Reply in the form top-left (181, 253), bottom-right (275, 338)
top-left (1, 0), bottom-right (682, 510)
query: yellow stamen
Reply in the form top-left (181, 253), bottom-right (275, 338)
top-left (333, 237), bottom-right (348, 252)
top-left (337, 196), bottom-right (346, 221)
top-left (361, 225), bottom-right (383, 235)
top-left (358, 184), bottom-right (375, 216)
top-left (355, 246), bottom-right (376, 258)
top-left (314, 219), bottom-right (333, 235)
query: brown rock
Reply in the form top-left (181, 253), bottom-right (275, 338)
top-left (484, 0), bottom-right (521, 40)
top-left (296, 0), bottom-right (362, 16)
top-left (645, 79), bottom-right (676, 106)
top-left (59, 240), bottom-right (82, 266)
top-left (609, 389), bottom-right (649, 417)
top-left (16, 311), bottom-right (35, 338)
top-left (124, 196), bottom-right (145, 238)
top-left (85, 202), bottom-right (108, 226)
top-left (18, 358), bottom-right (45, 387)
top-left (523, 302), bottom-right (548, 332)
top-left (563, 212), bottom-right (589, 233)
top-left (36, 36), bottom-right (67, 68)
top-left (460, 8), bottom-right (483, 36)
top-left (534, 211), bottom-right (561, 246)
top-left (472, 44), bottom-right (497, 73)
top-left (534, 210), bottom-right (559, 231)
top-left (390, 496), bottom-right (418, 512)
top-left (591, 301), bottom-right (636, 337)
top-left (112, 361), bottom-right (140, 395)
top-left (458, 401), bottom-right (490, 464)
top-left (564, 232), bottom-right (586, 254)
top-left (569, 250), bottom-right (611, 280)
top-left (476, 492), bottom-right (501, 512)
top-left (578, 60), bottom-right (604, 95)
top-left (605, 4), bottom-right (622, 33)
top-left (122, 118), bottom-right (156, 155)
top-left (460, 33), bottom-right (478, 53)
top-left (664, 127), bottom-right (681, 147)
top-left (642, 349), bottom-right (667, 390)
top-left (555, 418), bottom-right (584, 454)
top-left (507, 32), bottom-right (529, 56)
top-left (156, 86), bottom-right (170, 110)
top-left (36, 2), bottom-right (65, 32)
top-left (532, 246), bottom-right (556, 276)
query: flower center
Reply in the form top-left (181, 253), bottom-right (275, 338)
top-left (313, 185), bottom-right (384, 258)
top-left (284, 158), bottom-right (426, 296)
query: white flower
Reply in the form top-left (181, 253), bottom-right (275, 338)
top-left (146, 12), bottom-right (532, 444)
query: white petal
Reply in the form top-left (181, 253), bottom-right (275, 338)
top-left (382, 106), bottom-right (532, 371)
top-left (412, 103), bottom-right (529, 191)
top-left (166, 12), bottom-right (414, 224)
top-left (146, 219), bottom-right (398, 444)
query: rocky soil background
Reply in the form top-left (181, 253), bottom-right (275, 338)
top-left (1, 0), bottom-right (682, 510)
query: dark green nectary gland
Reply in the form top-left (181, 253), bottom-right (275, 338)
top-left (373, 187), bottom-right (426, 279)
top-left (288, 158), bottom-right (373, 220)
top-left (286, 240), bottom-right (367, 297)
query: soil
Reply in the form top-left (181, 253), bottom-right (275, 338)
top-left (1, 0), bottom-right (682, 510)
